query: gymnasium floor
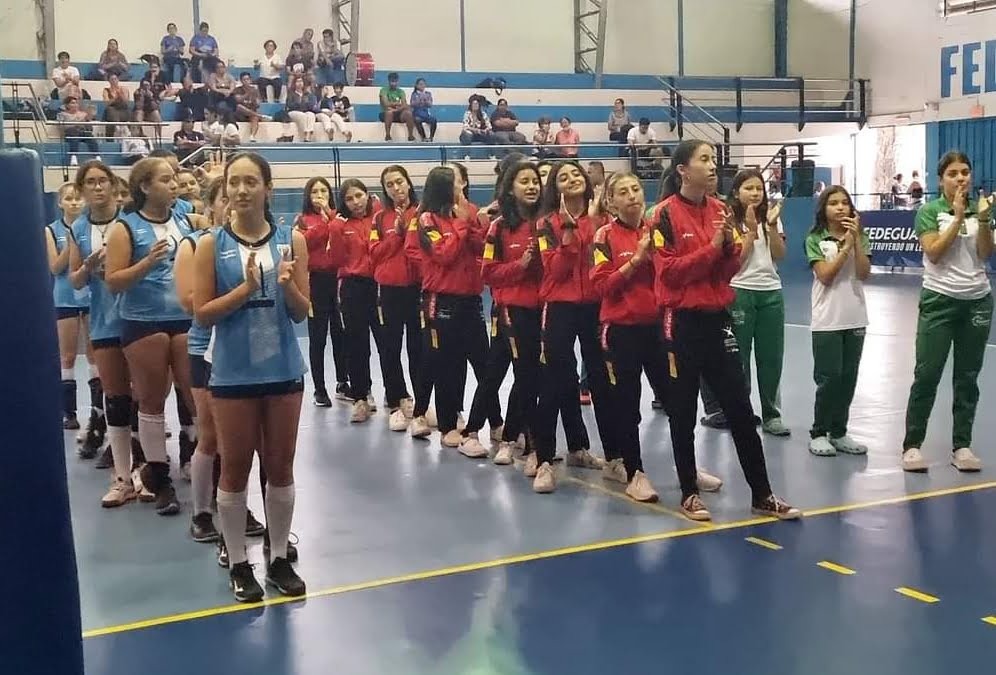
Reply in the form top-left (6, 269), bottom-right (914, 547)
top-left (74, 273), bottom-right (996, 674)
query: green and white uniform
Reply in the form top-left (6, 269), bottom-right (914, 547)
top-left (730, 220), bottom-right (785, 423)
top-left (903, 195), bottom-right (993, 451)
top-left (805, 228), bottom-right (871, 439)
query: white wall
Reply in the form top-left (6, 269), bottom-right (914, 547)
top-left (52, 0), bottom-right (193, 63)
top-left (788, 0), bottom-right (851, 79)
top-left (464, 0), bottom-right (573, 72)
top-left (603, 0), bottom-right (679, 75)
top-left (360, 0), bottom-right (461, 72)
top-left (684, 0), bottom-right (774, 76)
top-left (0, 0), bottom-right (40, 60)
top-left (200, 0), bottom-right (326, 66)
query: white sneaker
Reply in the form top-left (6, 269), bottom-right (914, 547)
top-left (350, 400), bottom-right (371, 423)
top-left (625, 470), bottom-right (659, 503)
top-left (681, 493), bottom-right (711, 521)
top-left (602, 458), bottom-right (627, 484)
top-left (902, 447), bottom-right (928, 472)
top-left (131, 467), bottom-right (154, 502)
top-left (366, 394), bottom-right (378, 412)
top-left (830, 434), bottom-right (867, 455)
top-left (441, 429), bottom-right (463, 448)
top-left (566, 449), bottom-right (604, 470)
top-left (456, 413), bottom-right (467, 432)
top-left (522, 452), bottom-right (539, 477)
top-left (696, 469), bottom-right (723, 492)
top-left (399, 397), bottom-right (414, 419)
top-left (809, 436), bottom-right (837, 457)
top-left (410, 416), bottom-right (432, 439)
top-left (533, 462), bottom-right (556, 493)
top-left (490, 424), bottom-right (504, 442)
top-left (69, 154), bottom-right (78, 166)
top-left (459, 434), bottom-right (489, 458)
top-left (493, 442), bottom-right (515, 465)
top-left (101, 477), bottom-right (137, 508)
top-left (388, 409), bottom-right (408, 432)
top-left (425, 407), bottom-right (438, 428)
top-left (952, 447), bottom-right (982, 472)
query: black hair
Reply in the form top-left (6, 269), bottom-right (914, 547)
top-left (937, 150), bottom-right (972, 178)
top-left (224, 152), bottom-right (275, 225)
top-left (812, 185), bottom-right (855, 233)
top-left (301, 176), bottom-right (334, 215)
top-left (199, 22), bottom-right (209, 30)
top-left (497, 98), bottom-right (508, 106)
top-left (291, 40), bottom-right (303, 49)
top-left (166, 23), bottom-right (176, 30)
top-left (415, 77), bottom-right (426, 86)
top-left (322, 29), bottom-right (334, 36)
top-left (491, 153), bottom-right (527, 199)
top-left (380, 165), bottom-right (418, 210)
top-left (239, 71), bottom-right (252, 80)
top-left (560, 116), bottom-right (571, 124)
top-left (539, 160), bottom-right (595, 217)
top-left (726, 169), bottom-right (769, 232)
top-left (337, 178), bottom-right (373, 217)
top-left (57, 51), bottom-right (70, 60)
top-left (658, 138), bottom-right (713, 201)
top-left (64, 95), bottom-right (78, 104)
top-left (498, 161), bottom-right (542, 230)
top-left (588, 160), bottom-right (605, 170)
top-left (467, 96), bottom-right (484, 123)
top-left (264, 39), bottom-right (277, 50)
top-left (639, 117), bottom-right (651, 126)
top-left (419, 166), bottom-right (457, 218)
top-left (451, 162), bottom-right (470, 200)
top-left (388, 72), bottom-right (399, 80)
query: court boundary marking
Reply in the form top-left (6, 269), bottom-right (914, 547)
top-left (81, 479), bottom-right (996, 639)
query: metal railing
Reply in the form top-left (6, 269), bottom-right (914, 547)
top-left (0, 80), bottom-right (50, 146)
top-left (657, 76), bottom-right (731, 166)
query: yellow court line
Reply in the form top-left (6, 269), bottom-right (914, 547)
top-left (982, 616), bottom-right (996, 626)
top-left (895, 587), bottom-right (940, 604)
top-left (817, 561), bottom-right (856, 576)
top-left (745, 536), bottom-right (783, 551)
top-left (81, 479), bottom-right (996, 639)
top-left (561, 475), bottom-right (694, 521)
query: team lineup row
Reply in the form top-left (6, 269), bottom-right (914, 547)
top-left (48, 143), bottom-right (992, 603)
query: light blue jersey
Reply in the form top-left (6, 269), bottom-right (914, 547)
top-left (118, 210), bottom-right (193, 322)
top-left (209, 224), bottom-right (307, 387)
top-left (183, 228), bottom-right (213, 356)
top-left (71, 210), bottom-right (122, 341)
top-left (173, 197), bottom-right (194, 219)
top-left (48, 219), bottom-right (90, 309)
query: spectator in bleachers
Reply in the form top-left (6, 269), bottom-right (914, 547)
top-left (101, 73), bottom-right (131, 139)
top-left (554, 116), bottom-right (580, 158)
top-left (233, 72), bottom-right (265, 142)
top-left (532, 116), bottom-right (553, 158)
top-left (318, 82), bottom-right (354, 141)
top-left (204, 108), bottom-right (241, 148)
top-left (297, 28), bottom-right (317, 67)
top-left (588, 161), bottom-right (606, 187)
top-left (91, 39), bottom-right (130, 81)
top-left (255, 40), bottom-right (285, 102)
top-left (607, 97), bottom-right (633, 143)
top-left (57, 96), bottom-right (99, 165)
top-left (118, 125), bottom-right (151, 164)
top-left (286, 41), bottom-right (311, 77)
top-left (490, 98), bottom-right (527, 148)
top-left (409, 78), bottom-right (437, 142)
top-left (141, 61), bottom-right (172, 98)
top-left (175, 75), bottom-right (207, 122)
top-left (189, 22), bottom-right (219, 84)
top-left (207, 60), bottom-right (238, 114)
top-left (160, 23), bottom-right (187, 84)
top-left (627, 116), bottom-right (662, 176)
top-left (379, 72), bottom-right (415, 142)
top-left (316, 29), bottom-right (345, 85)
top-left (459, 95), bottom-right (493, 150)
top-left (132, 78), bottom-right (163, 129)
top-left (173, 118), bottom-right (207, 164)
top-left (285, 75), bottom-right (320, 142)
top-left (51, 51), bottom-right (85, 102)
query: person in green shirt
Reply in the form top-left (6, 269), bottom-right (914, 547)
top-left (901, 150), bottom-right (994, 473)
top-left (378, 72), bottom-right (415, 142)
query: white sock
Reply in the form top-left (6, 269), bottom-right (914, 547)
top-left (108, 426), bottom-right (132, 482)
top-left (182, 423), bottom-right (197, 444)
top-left (191, 451), bottom-right (215, 516)
top-left (264, 483), bottom-right (295, 560)
top-left (88, 365), bottom-right (99, 380)
top-left (217, 488), bottom-right (249, 566)
top-left (137, 412), bottom-right (168, 463)
top-left (61, 368), bottom-right (74, 380)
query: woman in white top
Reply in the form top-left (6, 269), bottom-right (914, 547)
top-left (804, 186), bottom-right (870, 457)
top-left (901, 151), bottom-right (994, 473)
top-left (728, 170), bottom-right (789, 436)
top-left (254, 40), bottom-right (285, 102)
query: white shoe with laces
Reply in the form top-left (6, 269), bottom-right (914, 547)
top-left (490, 424), bottom-right (504, 442)
top-left (459, 434), bottom-right (489, 458)
top-left (350, 400), bottom-right (371, 423)
top-left (696, 469), bottom-right (723, 492)
top-left (522, 452), bottom-right (539, 477)
top-left (101, 477), bottom-right (137, 508)
top-left (409, 416), bottom-right (431, 439)
top-left (625, 470), bottom-right (659, 503)
top-left (493, 442), bottom-right (515, 465)
top-left (388, 409), bottom-right (408, 432)
top-left (441, 429), bottom-right (463, 448)
top-left (533, 462), bottom-right (556, 493)
top-left (952, 447), bottom-right (982, 472)
top-left (602, 458), bottom-right (627, 484)
top-left (566, 449), bottom-right (604, 470)
top-left (902, 447), bottom-right (928, 472)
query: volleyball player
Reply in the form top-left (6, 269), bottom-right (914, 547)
top-left (105, 157), bottom-right (194, 515)
top-left (193, 152), bottom-right (309, 601)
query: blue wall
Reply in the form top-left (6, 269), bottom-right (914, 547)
top-left (926, 117), bottom-right (996, 194)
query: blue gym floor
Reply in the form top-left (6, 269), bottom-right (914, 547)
top-left (72, 273), bottom-right (996, 674)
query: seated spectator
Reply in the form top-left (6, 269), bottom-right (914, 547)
top-left (284, 75), bottom-right (319, 142)
top-left (255, 40), bottom-right (285, 102)
top-left (297, 28), bottom-right (316, 68)
top-left (627, 117), bottom-right (663, 178)
top-left (409, 77), bottom-right (436, 142)
top-left (316, 29), bottom-right (345, 85)
top-left (206, 60), bottom-right (237, 114)
top-left (459, 95), bottom-right (493, 150)
top-left (173, 118), bottom-right (207, 164)
top-left (204, 108), bottom-right (241, 148)
top-left (379, 72), bottom-right (415, 141)
top-left (160, 23), bottom-right (187, 84)
top-left (91, 39), bottom-right (129, 81)
top-left (57, 96), bottom-right (99, 165)
top-left (233, 72), bottom-right (266, 142)
top-left (490, 98), bottom-right (527, 147)
top-left (141, 62), bottom-right (172, 98)
top-left (318, 82), bottom-right (353, 142)
top-left (553, 116), bottom-right (580, 157)
top-left (132, 78), bottom-right (163, 133)
top-left (532, 116), bottom-right (553, 158)
top-left (51, 51), bottom-right (85, 103)
top-left (189, 22), bottom-right (219, 84)
top-left (117, 125), bottom-right (151, 164)
top-left (175, 76), bottom-right (207, 121)
top-left (286, 41), bottom-right (311, 77)
top-left (608, 97), bottom-right (633, 142)
top-left (587, 160), bottom-right (606, 188)
top-left (102, 73), bottom-right (131, 139)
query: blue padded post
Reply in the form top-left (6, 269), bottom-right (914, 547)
top-left (0, 149), bottom-right (84, 674)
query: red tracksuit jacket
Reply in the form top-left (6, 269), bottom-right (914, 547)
top-left (537, 212), bottom-right (604, 304)
top-left (329, 213), bottom-right (375, 279)
top-left (651, 194), bottom-right (742, 311)
top-left (298, 211), bottom-right (345, 272)
top-left (370, 204), bottom-right (420, 287)
top-left (589, 217), bottom-right (658, 325)
top-left (416, 212), bottom-right (485, 296)
top-left (481, 217), bottom-right (543, 309)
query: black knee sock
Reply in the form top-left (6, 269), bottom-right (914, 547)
top-left (212, 454), bottom-right (221, 493)
top-left (175, 386), bottom-right (193, 427)
top-left (88, 377), bottom-right (104, 417)
top-left (62, 380), bottom-right (77, 417)
top-left (258, 457), bottom-right (267, 501)
top-left (130, 399), bottom-right (139, 435)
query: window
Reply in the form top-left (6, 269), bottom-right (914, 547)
top-left (943, 0), bottom-right (996, 16)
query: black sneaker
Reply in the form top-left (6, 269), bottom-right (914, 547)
top-left (314, 390), bottom-right (332, 407)
top-left (216, 538), bottom-right (230, 568)
top-left (245, 509), bottom-right (265, 537)
top-left (190, 512), bottom-right (219, 543)
top-left (264, 530), bottom-right (300, 563)
top-left (265, 557), bottom-right (306, 597)
top-left (95, 445), bottom-right (114, 469)
top-left (334, 382), bottom-right (351, 402)
top-left (64, 413), bottom-right (80, 430)
top-left (155, 482), bottom-right (181, 516)
top-left (77, 441), bottom-right (99, 460)
top-left (131, 437), bottom-right (147, 466)
top-left (230, 561), bottom-right (264, 603)
top-left (701, 412), bottom-right (729, 429)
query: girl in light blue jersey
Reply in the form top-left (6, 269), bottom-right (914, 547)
top-left (105, 157), bottom-right (194, 517)
top-left (193, 153), bottom-right (310, 603)
top-left (68, 161), bottom-right (139, 509)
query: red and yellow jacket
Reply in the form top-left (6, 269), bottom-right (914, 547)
top-left (415, 212), bottom-right (485, 296)
top-left (298, 210), bottom-right (344, 272)
top-left (369, 204), bottom-right (420, 287)
top-left (481, 217), bottom-right (543, 309)
top-left (589, 217), bottom-right (658, 325)
top-left (536, 211), bottom-right (605, 304)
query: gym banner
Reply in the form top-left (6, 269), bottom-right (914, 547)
top-left (860, 210), bottom-right (922, 268)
